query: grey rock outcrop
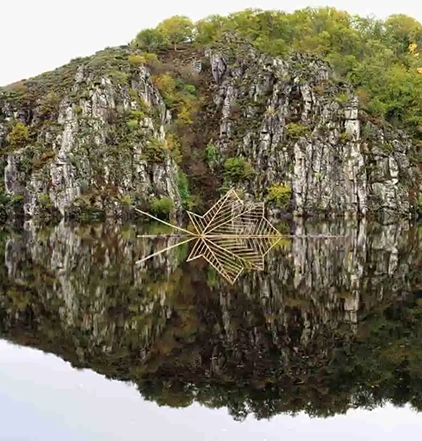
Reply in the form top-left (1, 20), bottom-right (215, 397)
top-left (207, 50), bottom-right (417, 221)
top-left (0, 51), bottom-right (182, 220)
top-left (0, 44), bottom-right (419, 221)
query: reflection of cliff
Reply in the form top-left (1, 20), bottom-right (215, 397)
top-left (0, 221), bottom-right (422, 419)
top-left (1, 221), bottom-right (189, 359)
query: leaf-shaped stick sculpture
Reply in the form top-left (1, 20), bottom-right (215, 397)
top-left (134, 189), bottom-right (284, 284)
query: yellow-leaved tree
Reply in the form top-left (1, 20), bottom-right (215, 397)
top-left (156, 16), bottom-right (194, 50)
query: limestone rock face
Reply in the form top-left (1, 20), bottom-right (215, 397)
top-left (207, 50), bottom-right (417, 221)
top-left (0, 48), bottom-right (182, 221)
top-left (0, 44), bottom-right (419, 222)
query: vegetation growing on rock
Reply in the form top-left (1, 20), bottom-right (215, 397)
top-left (285, 123), bottom-right (310, 140)
top-left (1, 6), bottom-right (422, 221)
top-left (133, 8), bottom-right (422, 142)
top-left (266, 183), bottom-right (292, 209)
top-left (6, 122), bottom-right (29, 149)
top-left (149, 197), bottom-right (175, 219)
top-left (223, 157), bottom-right (254, 183)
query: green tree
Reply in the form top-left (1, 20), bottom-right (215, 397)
top-left (195, 15), bottom-right (229, 45)
top-left (385, 14), bottom-right (422, 56)
top-left (149, 197), bottom-right (174, 219)
top-left (134, 28), bottom-right (165, 52)
top-left (156, 16), bottom-right (194, 50)
top-left (224, 157), bottom-right (254, 182)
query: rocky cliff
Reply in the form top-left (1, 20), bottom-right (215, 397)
top-left (0, 41), bottom-right (420, 223)
top-left (0, 46), bottom-right (183, 224)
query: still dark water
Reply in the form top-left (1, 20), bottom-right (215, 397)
top-left (1, 220), bottom-right (422, 440)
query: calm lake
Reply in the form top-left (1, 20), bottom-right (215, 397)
top-left (1, 220), bottom-right (422, 440)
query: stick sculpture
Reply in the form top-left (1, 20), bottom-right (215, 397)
top-left (134, 189), bottom-right (342, 284)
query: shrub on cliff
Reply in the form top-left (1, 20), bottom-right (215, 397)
top-left (6, 122), bottom-right (29, 149)
top-left (128, 53), bottom-right (158, 66)
top-left (150, 197), bottom-right (174, 220)
top-left (224, 157), bottom-right (254, 182)
top-left (266, 184), bottom-right (292, 209)
top-left (285, 123), bottom-right (310, 140)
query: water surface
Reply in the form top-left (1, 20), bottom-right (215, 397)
top-left (1, 220), bottom-right (422, 439)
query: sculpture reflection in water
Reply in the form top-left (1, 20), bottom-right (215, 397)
top-left (135, 189), bottom-right (337, 284)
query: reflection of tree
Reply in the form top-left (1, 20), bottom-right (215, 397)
top-left (0, 222), bottom-right (422, 420)
top-left (134, 293), bottom-right (422, 420)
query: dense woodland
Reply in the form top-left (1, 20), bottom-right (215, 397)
top-left (134, 7), bottom-right (422, 148)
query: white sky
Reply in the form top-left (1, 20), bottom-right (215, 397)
top-left (0, 0), bottom-right (421, 86)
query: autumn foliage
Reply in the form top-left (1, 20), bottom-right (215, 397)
top-left (133, 8), bottom-right (422, 142)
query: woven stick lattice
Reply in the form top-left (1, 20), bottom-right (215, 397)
top-left (135, 189), bottom-right (283, 284)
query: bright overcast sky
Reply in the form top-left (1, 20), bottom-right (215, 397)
top-left (0, 0), bottom-right (421, 86)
